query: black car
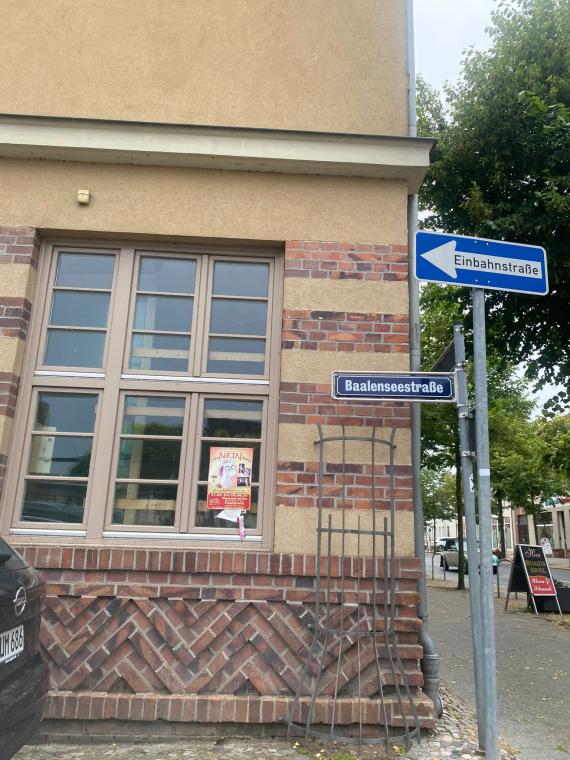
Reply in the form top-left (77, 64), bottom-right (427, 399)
top-left (0, 538), bottom-right (49, 760)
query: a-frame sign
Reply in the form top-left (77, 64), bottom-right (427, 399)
top-left (505, 544), bottom-right (562, 615)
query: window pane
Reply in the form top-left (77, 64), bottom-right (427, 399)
top-left (210, 299), bottom-right (267, 336)
top-left (44, 329), bottom-right (106, 367)
top-left (28, 435), bottom-right (92, 477)
top-left (35, 393), bottom-right (98, 433)
top-left (122, 396), bottom-right (185, 436)
top-left (195, 484), bottom-right (258, 529)
top-left (117, 439), bottom-right (181, 480)
top-left (56, 253), bottom-right (115, 289)
top-left (113, 482), bottom-right (176, 526)
top-left (213, 262), bottom-right (269, 298)
top-left (199, 441), bottom-right (260, 482)
top-left (203, 399), bottom-right (263, 439)
top-left (138, 257), bottom-right (196, 294)
top-left (129, 333), bottom-right (190, 372)
top-left (134, 295), bottom-right (193, 332)
top-left (50, 291), bottom-right (110, 328)
top-left (21, 480), bottom-right (87, 523)
top-left (207, 337), bottom-right (265, 375)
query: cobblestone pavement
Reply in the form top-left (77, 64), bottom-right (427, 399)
top-left (15, 684), bottom-right (518, 760)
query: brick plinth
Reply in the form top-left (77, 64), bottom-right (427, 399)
top-left (14, 544), bottom-right (433, 733)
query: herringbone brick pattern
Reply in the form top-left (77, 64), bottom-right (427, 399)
top-left (41, 595), bottom-right (422, 697)
top-left (13, 545), bottom-right (432, 729)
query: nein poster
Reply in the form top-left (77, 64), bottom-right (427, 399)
top-left (207, 447), bottom-right (253, 511)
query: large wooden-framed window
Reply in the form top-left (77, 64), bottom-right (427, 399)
top-left (2, 241), bottom-right (281, 545)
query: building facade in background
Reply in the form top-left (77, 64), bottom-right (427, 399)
top-left (512, 500), bottom-right (570, 557)
top-left (0, 0), bottom-right (434, 733)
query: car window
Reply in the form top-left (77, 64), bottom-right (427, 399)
top-left (0, 538), bottom-right (28, 572)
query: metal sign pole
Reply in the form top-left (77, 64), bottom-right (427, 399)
top-left (472, 288), bottom-right (499, 760)
top-left (453, 322), bottom-right (485, 747)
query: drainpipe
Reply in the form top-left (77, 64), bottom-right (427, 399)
top-left (405, 0), bottom-right (443, 717)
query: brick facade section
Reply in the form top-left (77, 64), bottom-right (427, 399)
top-left (13, 544), bottom-right (433, 731)
top-left (282, 310), bottom-right (409, 353)
top-left (276, 460), bottom-right (413, 511)
top-left (0, 298), bottom-right (33, 342)
top-left (279, 240), bottom-right (411, 513)
top-left (284, 240), bottom-right (408, 281)
top-left (0, 226), bottom-right (39, 503)
top-left (279, 381), bottom-right (411, 429)
top-left (0, 226), bottom-right (40, 268)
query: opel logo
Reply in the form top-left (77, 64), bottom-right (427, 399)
top-left (14, 586), bottom-right (27, 617)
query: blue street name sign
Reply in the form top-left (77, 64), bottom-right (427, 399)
top-left (415, 231), bottom-right (548, 295)
top-left (332, 372), bottom-right (455, 402)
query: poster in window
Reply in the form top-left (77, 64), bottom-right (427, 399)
top-left (207, 447), bottom-right (253, 511)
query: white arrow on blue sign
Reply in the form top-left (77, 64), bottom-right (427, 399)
top-left (415, 231), bottom-right (548, 295)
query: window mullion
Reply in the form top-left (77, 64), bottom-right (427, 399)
top-left (188, 255), bottom-right (208, 379)
top-left (85, 247), bottom-right (135, 540)
top-left (181, 393), bottom-right (201, 533)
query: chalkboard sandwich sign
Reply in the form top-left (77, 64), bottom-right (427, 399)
top-left (505, 544), bottom-right (562, 615)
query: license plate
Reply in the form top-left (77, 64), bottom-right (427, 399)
top-left (0, 625), bottom-right (24, 664)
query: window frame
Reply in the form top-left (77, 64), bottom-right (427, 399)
top-left (37, 245), bottom-right (122, 373)
top-left (201, 255), bottom-right (275, 380)
top-left (1, 238), bottom-right (282, 548)
top-left (11, 387), bottom-right (104, 533)
top-left (123, 250), bottom-right (204, 377)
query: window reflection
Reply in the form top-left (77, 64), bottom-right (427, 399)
top-left (112, 395), bottom-right (185, 527)
top-left (195, 398), bottom-right (262, 529)
top-left (21, 392), bottom-right (98, 524)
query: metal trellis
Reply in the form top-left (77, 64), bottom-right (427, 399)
top-left (287, 424), bottom-right (421, 748)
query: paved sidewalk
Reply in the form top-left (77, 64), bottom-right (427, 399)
top-left (427, 586), bottom-right (570, 759)
top-left (15, 684), bottom-right (517, 760)
top-left (547, 556), bottom-right (570, 571)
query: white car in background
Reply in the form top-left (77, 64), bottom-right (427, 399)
top-left (441, 539), bottom-right (498, 574)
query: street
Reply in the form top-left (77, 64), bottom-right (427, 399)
top-left (427, 584), bottom-right (570, 759)
top-left (425, 554), bottom-right (570, 590)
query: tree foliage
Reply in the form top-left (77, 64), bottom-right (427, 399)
top-left (417, 0), bottom-right (570, 407)
top-left (421, 469), bottom-right (456, 525)
top-left (420, 271), bottom-right (570, 540)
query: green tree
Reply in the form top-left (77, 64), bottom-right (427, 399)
top-left (417, 0), bottom-right (570, 406)
top-left (422, 469), bottom-right (456, 531)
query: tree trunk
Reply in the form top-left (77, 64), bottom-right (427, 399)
top-left (455, 441), bottom-right (465, 590)
top-left (497, 493), bottom-right (506, 558)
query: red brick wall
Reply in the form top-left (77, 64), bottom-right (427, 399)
top-left (13, 544), bottom-right (433, 730)
top-left (277, 240), bottom-right (412, 514)
top-left (283, 240), bottom-right (408, 283)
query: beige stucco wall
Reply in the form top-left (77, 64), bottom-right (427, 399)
top-left (0, 0), bottom-right (407, 136)
top-left (274, 505), bottom-right (414, 556)
top-left (0, 337), bottom-right (25, 376)
top-left (283, 278), bottom-right (409, 315)
top-left (0, 159), bottom-right (408, 245)
top-left (0, 417), bottom-right (14, 459)
top-left (0, 263), bottom-right (36, 302)
top-left (278, 425), bottom-right (411, 467)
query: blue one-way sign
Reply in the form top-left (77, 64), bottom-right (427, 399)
top-left (415, 231), bottom-right (548, 295)
top-left (332, 372), bottom-right (455, 402)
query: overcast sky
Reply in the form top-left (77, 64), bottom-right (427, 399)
top-left (414, 0), bottom-right (496, 90)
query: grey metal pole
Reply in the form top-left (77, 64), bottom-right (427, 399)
top-left (453, 322), bottom-right (485, 747)
top-left (472, 288), bottom-right (499, 760)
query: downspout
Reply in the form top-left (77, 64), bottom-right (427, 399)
top-left (405, 0), bottom-right (443, 717)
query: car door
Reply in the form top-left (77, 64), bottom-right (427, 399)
top-left (445, 541), bottom-right (460, 568)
